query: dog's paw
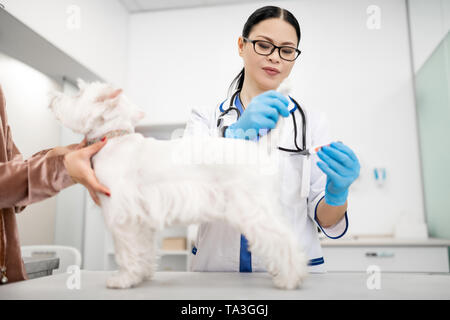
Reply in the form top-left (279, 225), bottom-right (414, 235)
top-left (271, 263), bottom-right (307, 290)
top-left (143, 271), bottom-right (155, 281)
top-left (106, 272), bottom-right (142, 289)
top-left (272, 273), bottom-right (304, 290)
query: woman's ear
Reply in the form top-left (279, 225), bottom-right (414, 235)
top-left (238, 36), bottom-right (244, 57)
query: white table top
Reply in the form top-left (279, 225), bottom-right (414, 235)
top-left (1, 271), bottom-right (449, 300)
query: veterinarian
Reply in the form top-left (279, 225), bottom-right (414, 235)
top-left (184, 6), bottom-right (360, 272)
top-left (0, 85), bottom-right (111, 284)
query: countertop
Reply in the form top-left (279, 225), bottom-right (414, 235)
top-left (320, 236), bottom-right (450, 247)
top-left (0, 271), bottom-right (449, 300)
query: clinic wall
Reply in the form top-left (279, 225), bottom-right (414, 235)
top-left (408, 0), bottom-right (450, 243)
top-left (408, 0), bottom-right (450, 73)
top-left (127, 0), bottom-right (425, 236)
top-left (1, 0), bottom-right (129, 87)
top-left (414, 31), bottom-right (450, 239)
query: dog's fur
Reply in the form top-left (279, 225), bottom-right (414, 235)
top-left (49, 79), bottom-right (308, 289)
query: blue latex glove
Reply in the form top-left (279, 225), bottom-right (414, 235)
top-left (316, 142), bottom-right (360, 206)
top-left (225, 90), bottom-right (290, 140)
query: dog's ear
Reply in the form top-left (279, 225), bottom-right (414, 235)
top-left (77, 78), bottom-right (87, 90)
top-left (131, 109), bottom-right (146, 124)
top-left (109, 88), bottom-right (123, 101)
top-left (99, 89), bottom-right (124, 122)
top-left (96, 88), bottom-right (123, 104)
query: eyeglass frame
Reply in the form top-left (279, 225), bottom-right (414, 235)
top-left (242, 36), bottom-right (301, 61)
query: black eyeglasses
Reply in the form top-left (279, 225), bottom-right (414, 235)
top-left (243, 37), bottom-right (301, 61)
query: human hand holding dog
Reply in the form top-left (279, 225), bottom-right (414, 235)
top-left (63, 137), bottom-right (111, 206)
top-left (46, 138), bottom-right (86, 158)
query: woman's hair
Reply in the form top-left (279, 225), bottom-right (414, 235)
top-left (228, 6), bottom-right (301, 96)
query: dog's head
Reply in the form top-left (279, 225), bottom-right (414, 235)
top-left (49, 79), bottom-right (145, 136)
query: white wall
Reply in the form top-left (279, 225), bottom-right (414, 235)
top-left (127, 0), bottom-right (425, 236)
top-left (2, 0), bottom-right (129, 86)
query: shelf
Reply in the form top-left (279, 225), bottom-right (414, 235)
top-left (159, 250), bottom-right (190, 256)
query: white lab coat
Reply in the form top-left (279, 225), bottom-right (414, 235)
top-left (183, 93), bottom-right (348, 273)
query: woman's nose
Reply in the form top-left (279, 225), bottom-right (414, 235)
top-left (267, 49), bottom-right (281, 63)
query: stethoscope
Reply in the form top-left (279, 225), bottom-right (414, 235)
top-left (217, 90), bottom-right (308, 155)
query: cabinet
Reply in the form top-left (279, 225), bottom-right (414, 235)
top-left (320, 237), bottom-right (450, 273)
top-left (150, 224), bottom-right (198, 271)
top-left (102, 224), bottom-right (198, 272)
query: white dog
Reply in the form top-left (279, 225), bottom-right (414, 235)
top-left (49, 79), bottom-right (308, 290)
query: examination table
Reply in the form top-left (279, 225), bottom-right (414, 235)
top-left (0, 270), bottom-right (449, 299)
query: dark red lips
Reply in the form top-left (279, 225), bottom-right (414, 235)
top-left (262, 67), bottom-right (280, 75)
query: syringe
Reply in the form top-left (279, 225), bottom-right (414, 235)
top-left (294, 141), bottom-right (343, 156)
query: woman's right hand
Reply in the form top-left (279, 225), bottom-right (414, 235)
top-left (225, 90), bottom-right (290, 139)
top-left (63, 138), bottom-right (111, 206)
top-left (46, 138), bottom-right (86, 158)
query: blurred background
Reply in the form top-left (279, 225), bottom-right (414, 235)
top-left (0, 0), bottom-right (448, 274)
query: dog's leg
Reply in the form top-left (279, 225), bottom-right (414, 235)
top-left (227, 203), bottom-right (308, 290)
top-left (267, 227), bottom-right (309, 290)
top-left (106, 224), bottom-right (156, 289)
top-left (142, 229), bottom-right (159, 281)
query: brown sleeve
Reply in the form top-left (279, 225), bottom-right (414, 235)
top-left (0, 126), bottom-right (75, 210)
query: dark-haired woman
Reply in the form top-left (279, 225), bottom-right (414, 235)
top-left (184, 6), bottom-right (360, 273)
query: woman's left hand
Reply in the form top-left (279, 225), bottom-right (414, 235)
top-left (316, 141), bottom-right (360, 206)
